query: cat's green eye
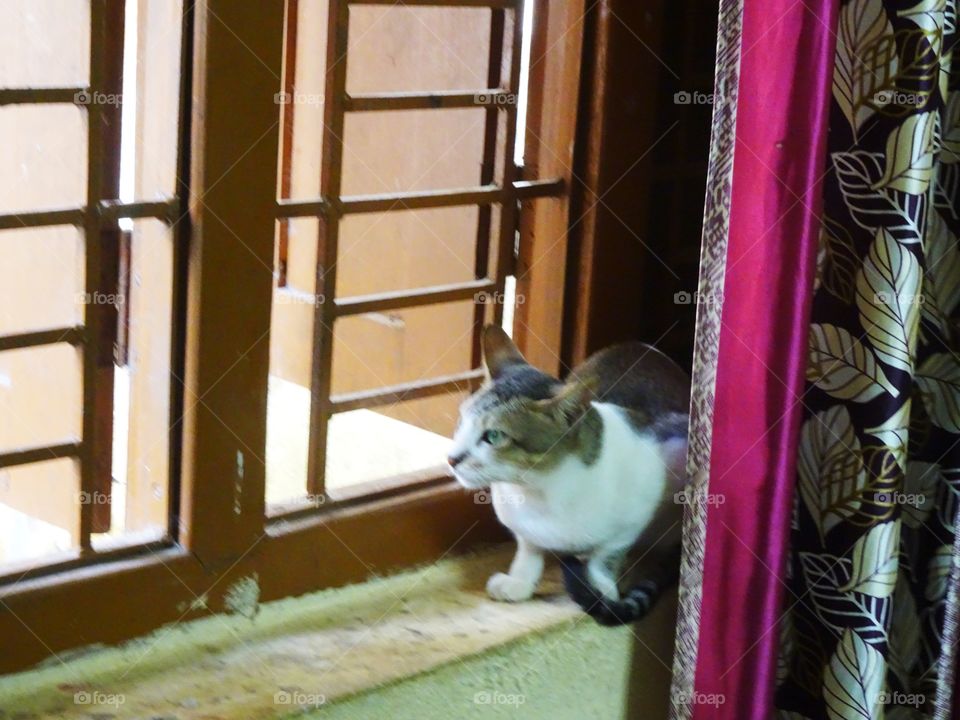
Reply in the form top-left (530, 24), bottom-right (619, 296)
top-left (481, 429), bottom-right (508, 447)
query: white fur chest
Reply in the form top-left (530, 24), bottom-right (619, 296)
top-left (491, 403), bottom-right (683, 554)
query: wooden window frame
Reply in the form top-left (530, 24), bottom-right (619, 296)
top-left (0, 0), bottom-right (586, 675)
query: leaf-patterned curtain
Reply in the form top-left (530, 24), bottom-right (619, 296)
top-left (776, 0), bottom-right (960, 718)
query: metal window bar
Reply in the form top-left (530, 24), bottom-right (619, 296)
top-left (0, 442), bottom-right (83, 471)
top-left (290, 0), bottom-right (561, 500)
top-left (0, 199), bottom-right (179, 231)
top-left (276, 0), bottom-right (300, 287)
top-left (304, 0), bottom-right (349, 498)
top-left (0, 327), bottom-right (85, 353)
top-left (494, 2), bottom-right (523, 319)
top-left (329, 369), bottom-right (486, 414)
top-left (0, 87), bottom-right (86, 105)
top-left (472, 7), bottom-right (505, 368)
top-left (333, 279), bottom-right (497, 318)
top-left (276, 178), bottom-right (562, 218)
top-left (78, 0), bottom-right (110, 550)
top-left (343, 89), bottom-right (510, 111)
top-left (88, 0), bottom-right (128, 538)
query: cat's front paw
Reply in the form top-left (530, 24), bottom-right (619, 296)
top-left (486, 572), bottom-right (535, 602)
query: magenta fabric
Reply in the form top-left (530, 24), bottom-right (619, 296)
top-left (690, 2), bottom-right (839, 718)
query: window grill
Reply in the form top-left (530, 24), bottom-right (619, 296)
top-left (273, 0), bottom-right (563, 505)
top-left (0, 0), bottom-right (190, 578)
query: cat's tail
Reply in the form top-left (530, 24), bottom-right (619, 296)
top-left (558, 553), bottom-right (679, 626)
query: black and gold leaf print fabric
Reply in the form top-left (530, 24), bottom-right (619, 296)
top-left (777, 0), bottom-right (960, 717)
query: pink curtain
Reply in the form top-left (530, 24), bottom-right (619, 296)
top-left (692, 0), bottom-right (838, 716)
top-left (671, 1), bottom-right (838, 717)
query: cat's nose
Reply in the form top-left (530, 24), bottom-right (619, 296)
top-left (447, 452), bottom-right (466, 468)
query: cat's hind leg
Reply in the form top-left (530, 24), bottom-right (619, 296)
top-left (585, 547), bottom-right (627, 601)
top-left (487, 537), bottom-right (544, 602)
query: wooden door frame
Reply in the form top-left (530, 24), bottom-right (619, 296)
top-left (555, 0), bottom-right (714, 370)
top-left (561, 0), bottom-right (668, 365)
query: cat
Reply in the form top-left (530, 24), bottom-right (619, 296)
top-left (447, 325), bottom-right (690, 625)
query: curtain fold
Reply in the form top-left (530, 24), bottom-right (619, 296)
top-left (667, 0), bottom-right (744, 712)
top-left (685, 1), bottom-right (839, 718)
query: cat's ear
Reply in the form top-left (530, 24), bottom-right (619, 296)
top-left (482, 325), bottom-right (527, 380)
top-left (537, 376), bottom-right (598, 423)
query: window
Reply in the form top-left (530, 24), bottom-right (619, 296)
top-left (0, 0), bottom-right (185, 576)
top-left (0, 0), bottom-right (583, 674)
top-left (266, 0), bottom-right (563, 513)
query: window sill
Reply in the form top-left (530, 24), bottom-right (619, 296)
top-left (0, 546), bottom-right (645, 718)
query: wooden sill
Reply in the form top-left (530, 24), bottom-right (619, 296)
top-left (0, 481), bottom-right (506, 675)
top-left (0, 547), bottom-right (586, 718)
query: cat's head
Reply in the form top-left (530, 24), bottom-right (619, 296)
top-left (447, 325), bottom-right (598, 489)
